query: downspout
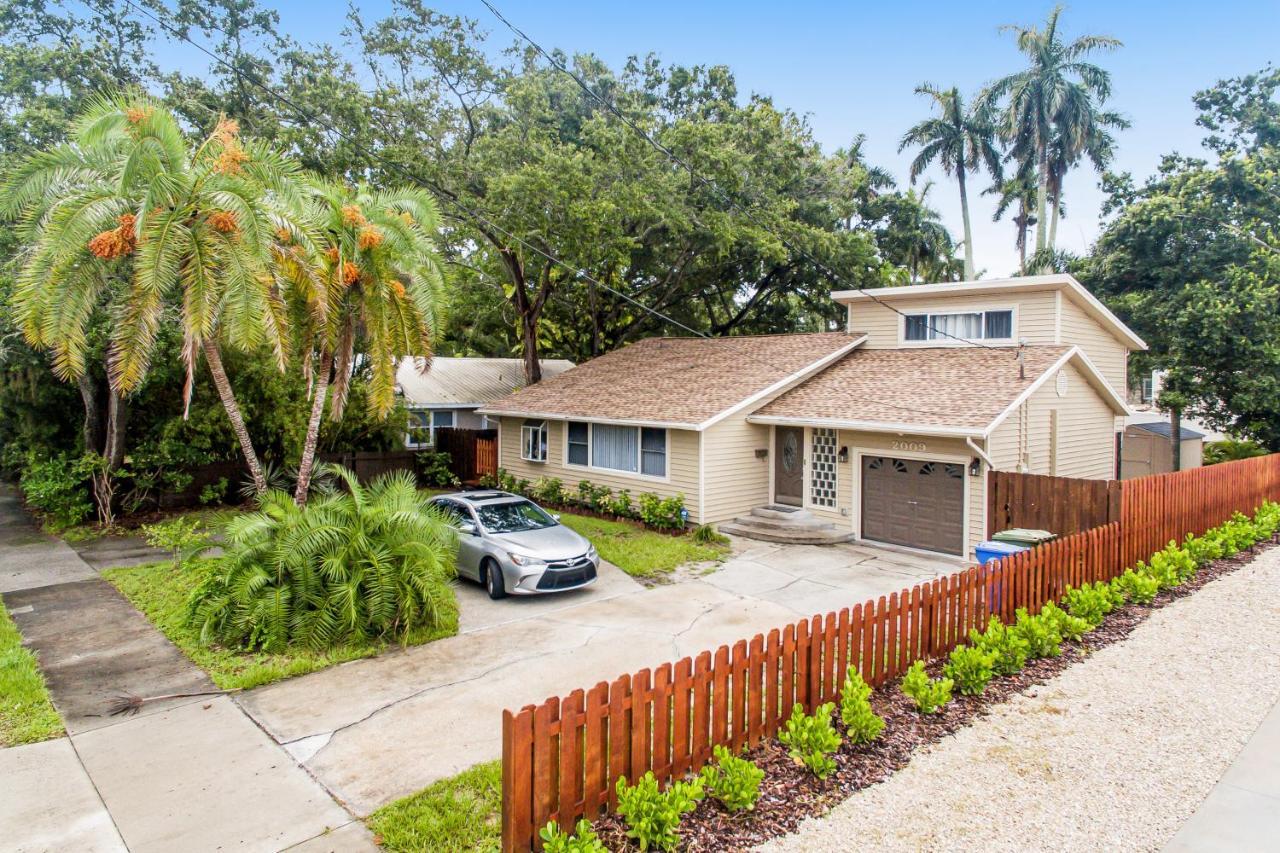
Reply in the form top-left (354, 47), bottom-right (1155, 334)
top-left (966, 435), bottom-right (994, 470)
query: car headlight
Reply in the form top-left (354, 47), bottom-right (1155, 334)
top-left (586, 544), bottom-right (598, 559)
top-left (507, 551), bottom-right (546, 568)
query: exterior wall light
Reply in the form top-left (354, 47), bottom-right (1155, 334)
top-left (838, 446), bottom-right (849, 463)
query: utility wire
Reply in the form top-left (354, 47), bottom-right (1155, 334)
top-left (478, 0), bottom-right (1000, 351)
top-left (109, 0), bottom-right (1006, 421)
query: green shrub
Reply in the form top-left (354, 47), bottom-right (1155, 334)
top-left (1039, 601), bottom-right (1090, 642)
top-left (608, 489), bottom-right (634, 518)
top-left (531, 477), bottom-right (565, 506)
top-left (141, 517), bottom-right (213, 571)
top-left (778, 702), bottom-right (842, 779)
top-left (691, 524), bottom-right (729, 547)
top-left (1012, 607), bottom-right (1062, 659)
top-left (478, 468), bottom-right (519, 492)
top-left (636, 492), bottom-right (686, 530)
top-left (839, 666), bottom-right (884, 743)
top-left (1112, 569), bottom-right (1159, 605)
top-left (19, 453), bottom-right (94, 529)
top-left (1183, 531), bottom-right (1225, 567)
top-left (187, 466), bottom-right (457, 651)
top-left (901, 660), bottom-right (952, 714)
top-left (540, 819), bottom-right (607, 853)
top-left (943, 644), bottom-right (997, 695)
top-left (1253, 501), bottom-right (1280, 540)
top-left (198, 477), bottom-right (230, 505)
top-left (698, 745), bottom-right (764, 812)
top-left (1202, 438), bottom-right (1266, 466)
top-left (575, 480), bottom-right (612, 512)
top-left (1062, 582), bottom-right (1116, 628)
top-left (416, 451), bottom-right (461, 489)
top-left (515, 477), bottom-right (531, 497)
top-left (615, 771), bottom-right (704, 852)
top-left (969, 616), bottom-right (1029, 676)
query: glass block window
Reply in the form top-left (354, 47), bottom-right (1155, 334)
top-left (810, 428), bottom-right (838, 508)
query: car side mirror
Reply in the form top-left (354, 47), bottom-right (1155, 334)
top-left (551, 513), bottom-right (561, 523)
top-left (458, 521), bottom-right (477, 536)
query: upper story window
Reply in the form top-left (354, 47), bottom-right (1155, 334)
top-left (904, 309), bottom-right (1014, 343)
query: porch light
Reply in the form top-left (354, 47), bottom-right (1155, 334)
top-left (838, 446), bottom-right (849, 463)
top-left (969, 457), bottom-right (982, 477)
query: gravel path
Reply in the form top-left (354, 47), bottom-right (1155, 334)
top-left (762, 546), bottom-right (1280, 853)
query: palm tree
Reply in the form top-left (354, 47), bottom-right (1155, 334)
top-left (899, 85), bottom-right (1002, 280)
top-left (1045, 97), bottom-right (1128, 249)
top-left (3, 94), bottom-right (306, 498)
top-left (983, 5), bottom-right (1121, 256)
top-left (985, 168), bottom-right (1039, 274)
top-left (288, 180), bottom-right (447, 504)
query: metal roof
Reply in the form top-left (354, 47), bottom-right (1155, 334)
top-left (396, 357), bottom-right (575, 407)
top-left (1128, 420), bottom-right (1205, 441)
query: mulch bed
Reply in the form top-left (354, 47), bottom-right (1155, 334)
top-left (592, 536), bottom-right (1279, 852)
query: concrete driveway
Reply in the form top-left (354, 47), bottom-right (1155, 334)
top-left (237, 537), bottom-right (961, 815)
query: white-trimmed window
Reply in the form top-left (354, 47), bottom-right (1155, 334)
top-left (406, 409), bottom-right (454, 448)
top-left (521, 419), bottom-right (548, 462)
top-left (904, 309), bottom-right (1013, 342)
top-left (566, 421), bottom-right (667, 478)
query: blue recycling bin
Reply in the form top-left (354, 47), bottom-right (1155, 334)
top-left (975, 540), bottom-right (1028, 613)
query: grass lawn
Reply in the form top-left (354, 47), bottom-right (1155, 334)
top-left (367, 761), bottom-right (501, 853)
top-left (103, 559), bottom-right (458, 691)
top-left (558, 512), bottom-right (728, 578)
top-left (0, 596), bottom-right (63, 746)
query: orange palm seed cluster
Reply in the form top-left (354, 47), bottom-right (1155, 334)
top-left (357, 226), bottom-right (384, 250)
top-left (87, 213), bottom-right (138, 259)
top-left (341, 205), bottom-right (367, 226)
top-left (341, 261), bottom-right (361, 286)
top-left (208, 210), bottom-right (238, 233)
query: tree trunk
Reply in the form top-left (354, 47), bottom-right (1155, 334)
top-left (1048, 179), bottom-right (1061, 252)
top-left (78, 373), bottom-right (103, 457)
top-left (1034, 137), bottom-right (1049, 256)
top-left (957, 167), bottom-right (975, 280)
top-left (519, 309), bottom-right (542, 385)
top-left (104, 386), bottom-right (128, 469)
top-left (1016, 208), bottom-right (1028, 275)
top-left (294, 349), bottom-right (334, 505)
top-left (201, 338), bottom-right (267, 497)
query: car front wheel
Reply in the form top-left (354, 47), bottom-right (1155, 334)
top-left (484, 559), bottom-right (507, 600)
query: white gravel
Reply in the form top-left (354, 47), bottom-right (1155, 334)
top-left (762, 547), bottom-right (1280, 853)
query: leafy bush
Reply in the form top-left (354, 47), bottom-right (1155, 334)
top-left (1038, 601), bottom-right (1090, 642)
top-left (1183, 531), bottom-right (1226, 567)
top-left (636, 492), bottom-right (686, 530)
top-left (1012, 607), bottom-right (1062, 659)
top-left (416, 451), bottom-right (461, 488)
top-left (540, 819), bottom-right (607, 853)
top-left (141, 517), bottom-right (213, 571)
top-left (1112, 569), bottom-right (1159, 605)
top-left (187, 466), bottom-right (457, 651)
top-left (615, 771), bottom-right (704, 852)
top-left (1062, 582), bottom-right (1117, 628)
top-left (1253, 501), bottom-right (1280, 540)
top-left (901, 661), bottom-right (952, 714)
top-left (969, 616), bottom-right (1029, 676)
top-left (691, 524), bottom-right (729, 547)
top-left (515, 477), bottom-right (531, 497)
top-left (575, 480), bottom-right (612, 512)
top-left (778, 702), bottom-right (842, 779)
top-left (530, 477), bottom-right (566, 506)
top-left (478, 468), bottom-right (519, 492)
top-left (199, 477), bottom-right (230, 505)
top-left (1202, 438), bottom-right (1266, 466)
top-left (608, 489), bottom-right (634, 518)
top-left (839, 666), bottom-right (884, 743)
top-left (943, 644), bottom-right (996, 695)
top-left (698, 745), bottom-right (764, 812)
top-left (18, 453), bottom-right (94, 529)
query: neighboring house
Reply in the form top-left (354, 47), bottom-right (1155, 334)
top-left (396, 357), bottom-right (574, 449)
top-left (1120, 421), bottom-right (1205, 479)
top-left (479, 274), bottom-right (1143, 560)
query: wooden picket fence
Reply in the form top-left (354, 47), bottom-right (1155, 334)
top-left (500, 453), bottom-right (1280, 852)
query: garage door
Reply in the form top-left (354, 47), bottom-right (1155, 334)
top-left (861, 456), bottom-right (964, 555)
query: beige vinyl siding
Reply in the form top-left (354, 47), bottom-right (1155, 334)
top-left (987, 362), bottom-right (1117, 481)
top-left (1058, 296), bottom-right (1129, 397)
top-left (700, 417), bottom-right (771, 524)
top-left (848, 290), bottom-right (1058, 349)
top-left (496, 417), bottom-right (702, 521)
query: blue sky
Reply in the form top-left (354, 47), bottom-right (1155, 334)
top-left (169, 1), bottom-right (1279, 276)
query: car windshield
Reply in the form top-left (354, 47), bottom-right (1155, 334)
top-left (476, 500), bottom-right (557, 533)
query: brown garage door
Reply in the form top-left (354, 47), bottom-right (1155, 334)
top-left (861, 456), bottom-right (965, 555)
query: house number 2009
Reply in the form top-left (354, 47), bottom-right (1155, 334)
top-left (891, 440), bottom-right (927, 452)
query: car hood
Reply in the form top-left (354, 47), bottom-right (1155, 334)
top-left (489, 524), bottom-right (590, 559)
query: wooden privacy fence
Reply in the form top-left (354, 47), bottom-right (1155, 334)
top-left (987, 470), bottom-right (1121, 537)
top-left (434, 428), bottom-right (499, 482)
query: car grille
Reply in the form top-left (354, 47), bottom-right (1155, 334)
top-left (536, 557), bottom-right (597, 591)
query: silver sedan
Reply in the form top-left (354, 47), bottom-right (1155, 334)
top-left (429, 491), bottom-right (599, 599)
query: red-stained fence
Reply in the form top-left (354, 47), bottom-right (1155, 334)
top-left (501, 454), bottom-right (1280, 852)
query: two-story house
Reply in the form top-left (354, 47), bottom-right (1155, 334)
top-left (479, 274), bottom-right (1144, 560)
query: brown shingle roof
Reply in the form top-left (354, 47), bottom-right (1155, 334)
top-left (753, 345), bottom-right (1074, 431)
top-left (479, 333), bottom-right (862, 426)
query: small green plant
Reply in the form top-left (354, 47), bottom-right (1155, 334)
top-left (1182, 531), bottom-right (1225, 567)
top-left (839, 666), bottom-right (885, 743)
top-left (615, 772), bottom-right (704, 852)
top-left (943, 644), bottom-right (997, 695)
top-left (198, 477), bottom-right (229, 505)
top-left (478, 468), bottom-right (519, 492)
top-left (18, 452), bottom-right (95, 530)
top-left (416, 451), bottom-right (461, 488)
top-left (531, 477), bottom-right (565, 506)
top-left (1012, 607), bottom-right (1062, 659)
top-left (608, 488), bottom-right (634, 518)
top-left (636, 492), bottom-right (686, 530)
top-left (1112, 569), bottom-right (1159, 605)
top-left (574, 480), bottom-right (612, 512)
top-left (698, 745), bottom-right (764, 812)
top-left (691, 524), bottom-right (729, 547)
top-left (901, 660), bottom-right (953, 714)
top-left (141, 516), bottom-right (213, 571)
top-left (1062, 582), bottom-right (1115, 628)
top-left (1039, 601), bottom-right (1090, 642)
top-left (969, 616), bottom-right (1029, 676)
top-left (778, 702), bottom-right (842, 779)
top-left (540, 819), bottom-right (607, 853)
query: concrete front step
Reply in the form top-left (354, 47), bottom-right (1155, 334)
top-left (750, 505), bottom-right (813, 521)
top-left (719, 520), bottom-right (853, 545)
top-left (734, 514), bottom-right (836, 532)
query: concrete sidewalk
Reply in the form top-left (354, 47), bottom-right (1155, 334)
top-left (1165, 697), bottom-right (1280, 853)
top-left (0, 486), bottom-right (375, 852)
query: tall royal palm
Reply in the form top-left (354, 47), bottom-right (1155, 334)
top-left (3, 94), bottom-right (305, 497)
top-left (288, 180), bottom-right (446, 504)
top-left (984, 5), bottom-right (1121, 256)
top-left (985, 167), bottom-right (1039, 275)
top-left (899, 85), bottom-right (1002, 280)
top-left (1045, 96), bottom-right (1128, 249)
